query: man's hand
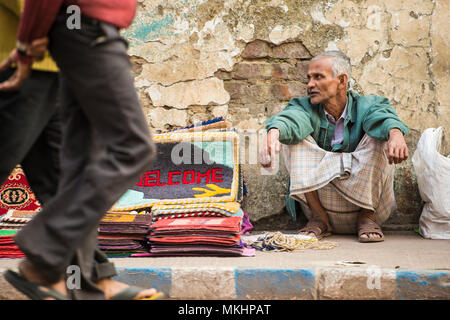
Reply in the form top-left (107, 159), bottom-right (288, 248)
top-left (27, 37), bottom-right (49, 62)
top-left (387, 128), bottom-right (408, 164)
top-left (0, 37), bottom-right (49, 91)
top-left (0, 49), bottom-right (31, 91)
top-left (260, 128), bottom-right (281, 168)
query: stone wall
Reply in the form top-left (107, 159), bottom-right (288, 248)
top-left (125, 0), bottom-right (449, 231)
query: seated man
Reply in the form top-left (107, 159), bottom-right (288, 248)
top-left (262, 50), bottom-right (409, 242)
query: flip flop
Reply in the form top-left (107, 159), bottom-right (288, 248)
top-left (358, 218), bottom-right (385, 243)
top-left (109, 286), bottom-right (166, 300)
top-left (298, 219), bottom-right (331, 240)
top-left (4, 270), bottom-right (69, 300)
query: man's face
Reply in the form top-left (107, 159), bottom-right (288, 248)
top-left (306, 57), bottom-right (340, 105)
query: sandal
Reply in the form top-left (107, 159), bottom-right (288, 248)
top-left (110, 286), bottom-right (166, 300)
top-left (298, 219), bottom-right (331, 240)
top-left (357, 218), bottom-right (385, 243)
top-left (4, 270), bottom-right (69, 300)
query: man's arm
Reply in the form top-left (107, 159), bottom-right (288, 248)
top-left (387, 128), bottom-right (408, 164)
top-left (0, 0), bottom-right (62, 91)
top-left (361, 97), bottom-right (409, 165)
top-left (17, 0), bottom-right (63, 46)
top-left (260, 128), bottom-right (281, 168)
top-left (261, 99), bottom-right (313, 168)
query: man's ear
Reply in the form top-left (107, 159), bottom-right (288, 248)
top-left (338, 74), bottom-right (348, 89)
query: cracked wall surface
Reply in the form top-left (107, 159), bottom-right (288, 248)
top-left (124, 0), bottom-right (449, 231)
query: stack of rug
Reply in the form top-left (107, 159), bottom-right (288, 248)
top-left (143, 216), bottom-right (253, 257)
top-left (98, 212), bottom-right (153, 257)
top-left (106, 117), bottom-right (255, 257)
top-left (140, 203), bottom-right (253, 257)
top-left (0, 210), bottom-right (38, 258)
top-left (0, 230), bottom-right (24, 258)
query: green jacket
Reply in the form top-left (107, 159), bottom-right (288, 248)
top-left (266, 90), bottom-right (409, 222)
top-left (266, 90), bottom-right (409, 153)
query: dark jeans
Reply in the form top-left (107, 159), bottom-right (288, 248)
top-left (0, 69), bottom-right (60, 204)
top-left (14, 16), bottom-right (156, 299)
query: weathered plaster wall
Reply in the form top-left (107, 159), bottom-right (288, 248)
top-left (125, 0), bottom-right (449, 231)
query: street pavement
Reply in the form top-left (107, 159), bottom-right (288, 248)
top-left (0, 232), bottom-right (449, 300)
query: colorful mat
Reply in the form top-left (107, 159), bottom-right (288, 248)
top-left (0, 209), bottom-right (38, 230)
top-left (0, 230), bottom-right (24, 258)
top-left (111, 131), bottom-right (242, 211)
top-left (0, 166), bottom-right (41, 216)
top-left (148, 216), bottom-right (243, 252)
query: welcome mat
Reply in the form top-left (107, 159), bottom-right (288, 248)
top-left (0, 166), bottom-right (40, 216)
top-left (111, 131), bottom-right (241, 212)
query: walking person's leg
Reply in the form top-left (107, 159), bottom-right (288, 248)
top-left (21, 100), bottom-right (61, 204)
top-left (12, 18), bottom-right (157, 299)
top-left (0, 70), bottom-right (60, 190)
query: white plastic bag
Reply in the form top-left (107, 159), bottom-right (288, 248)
top-left (412, 127), bottom-right (450, 239)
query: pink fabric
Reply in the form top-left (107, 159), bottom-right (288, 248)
top-left (18, 0), bottom-right (136, 45)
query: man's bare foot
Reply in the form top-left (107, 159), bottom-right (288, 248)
top-left (18, 259), bottom-right (68, 300)
top-left (96, 278), bottom-right (157, 300)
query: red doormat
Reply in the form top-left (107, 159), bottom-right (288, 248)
top-left (0, 166), bottom-right (41, 217)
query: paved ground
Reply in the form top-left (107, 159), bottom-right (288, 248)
top-left (1, 232), bottom-right (449, 300)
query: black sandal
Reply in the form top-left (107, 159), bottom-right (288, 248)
top-left (4, 270), bottom-right (69, 300)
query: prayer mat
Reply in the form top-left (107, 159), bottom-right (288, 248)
top-left (0, 166), bottom-right (41, 216)
top-left (111, 131), bottom-right (242, 212)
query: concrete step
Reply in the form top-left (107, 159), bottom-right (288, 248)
top-left (1, 233), bottom-right (449, 300)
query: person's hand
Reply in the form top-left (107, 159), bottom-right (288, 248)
top-left (0, 37), bottom-right (49, 91)
top-left (260, 128), bottom-right (281, 168)
top-left (27, 37), bottom-right (49, 62)
top-left (0, 49), bottom-right (32, 91)
top-left (387, 128), bottom-right (408, 164)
